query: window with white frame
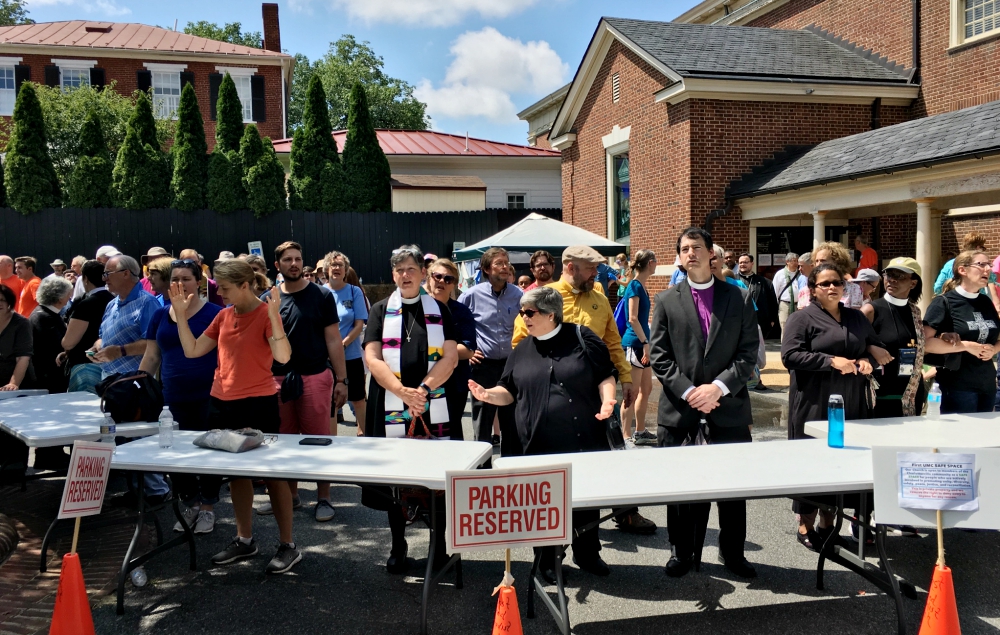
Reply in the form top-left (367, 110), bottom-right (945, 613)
top-left (61, 68), bottom-right (89, 90)
top-left (232, 75), bottom-right (253, 122)
top-left (966, 0), bottom-right (997, 38)
top-left (151, 71), bottom-right (181, 119)
top-left (507, 194), bottom-right (525, 210)
top-left (0, 66), bottom-right (15, 116)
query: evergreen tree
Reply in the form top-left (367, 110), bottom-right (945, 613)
top-left (111, 91), bottom-right (170, 209)
top-left (287, 74), bottom-right (341, 211)
top-left (239, 124), bottom-right (264, 183)
top-left (4, 82), bottom-right (60, 214)
top-left (341, 81), bottom-right (391, 211)
top-left (67, 109), bottom-right (112, 207)
top-left (206, 150), bottom-right (239, 213)
top-left (170, 83), bottom-right (208, 211)
top-left (246, 138), bottom-right (287, 218)
top-left (215, 73), bottom-right (244, 153)
top-left (0, 156), bottom-right (6, 208)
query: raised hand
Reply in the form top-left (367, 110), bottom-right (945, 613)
top-left (468, 379), bottom-right (490, 402)
top-left (266, 286), bottom-right (282, 317)
top-left (168, 281), bottom-right (194, 314)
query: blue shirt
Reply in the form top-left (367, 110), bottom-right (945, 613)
top-left (670, 268), bottom-right (687, 286)
top-left (458, 282), bottom-right (522, 360)
top-left (934, 258), bottom-right (993, 296)
top-left (148, 303), bottom-right (222, 403)
top-left (98, 283), bottom-right (161, 378)
top-left (330, 284), bottom-right (368, 361)
top-left (620, 280), bottom-right (650, 348)
top-left (595, 263), bottom-right (617, 295)
top-left (447, 298), bottom-right (478, 386)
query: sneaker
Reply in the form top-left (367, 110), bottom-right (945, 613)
top-left (173, 505), bottom-right (200, 532)
top-left (193, 510), bottom-right (215, 534)
top-left (256, 498), bottom-right (301, 515)
top-left (265, 543), bottom-right (302, 574)
top-left (633, 430), bottom-right (657, 445)
top-left (315, 499), bottom-right (336, 522)
top-left (615, 511), bottom-right (657, 535)
top-left (623, 438), bottom-right (638, 451)
top-left (211, 538), bottom-right (258, 565)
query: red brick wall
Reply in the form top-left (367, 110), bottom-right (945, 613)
top-left (534, 131), bottom-right (552, 150)
top-left (942, 213), bottom-right (1000, 261)
top-left (9, 53), bottom-right (285, 149)
top-left (877, 214), bottom-right (917, 261)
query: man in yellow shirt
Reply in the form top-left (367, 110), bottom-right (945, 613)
top-left (512, 245), bottom-right (655, 535)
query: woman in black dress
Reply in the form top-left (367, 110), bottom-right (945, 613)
top-left (923, 249), bottom-right (1000, 414)
top-left (362, 245), bottom-right (459, 574)
top-left (781, 264), bottom-right (882, 550)
top-left (469, 286), bottom-right (618, 579)
top-left (30, 276), bottom-right (73, 394)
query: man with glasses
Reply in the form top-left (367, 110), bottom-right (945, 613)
top-left (524, 250), bottom-right (555, 291)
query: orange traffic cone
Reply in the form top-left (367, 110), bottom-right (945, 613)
top-left (918, 565), bottom-right (961, 635)
top-left (49, 553), bottom-right (95, 635)
top-left (492, 584), bottom-right (523, 635)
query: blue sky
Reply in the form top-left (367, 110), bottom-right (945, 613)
top-left (26, 0), bottom-right (694, 144)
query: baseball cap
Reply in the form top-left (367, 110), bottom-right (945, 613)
top-left (562, 245), bottom-right (606, 264)
top-left (95, 245), bottom-right (121, 259)
top-left (884, 257), bottom-right (921, 278)
top-left (855, 268), bottom-right (880, 283)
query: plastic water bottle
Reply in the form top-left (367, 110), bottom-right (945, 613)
top-left (927, 383), bottom-right (942, 420)
top-left (100, 412), bottom-right (116, 454)
top-left (158, 412), bottom-right (174, 449)
top-left (827, 394), bottom-right (845, 449)
top-left (130, 566), bottom-right (147, 587)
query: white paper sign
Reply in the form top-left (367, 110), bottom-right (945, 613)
top-left (248, 240), bottom-right (264, 256)
top-left (897, 452), bottom-right (978, 511)
top-left (773, 254), bottom-right (786, 266)
top-left (758, 254), bottom-right (772, 266)
top-left (58, 441), bottom-right (114, 519)
top-left (446, 464), bottom-right (572, 553)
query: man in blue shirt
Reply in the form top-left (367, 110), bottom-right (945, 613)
top-left (459, 247), bottom-right (523, 457)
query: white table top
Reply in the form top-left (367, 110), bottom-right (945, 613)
top-left (805, 412), bottom-right (1000, 449)
top-left (495, 439), bottom-right (872, 509)
top-left (0, 389), bottom-right (48, 400)
top-left (111, 432), bottom-right (494, 490)
top-left (0, 392), bottom-right (161, 447)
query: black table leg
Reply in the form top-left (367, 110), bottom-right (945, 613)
top-left (418, 492), bottom-right (462, 635)
top-left (528, 546), bottom-right (570, 635)
top-left (875, 524), bottom-right (908, 635)
top-left (39, 516), bottom-right (60, 573)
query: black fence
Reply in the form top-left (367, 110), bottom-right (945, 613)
top-left (0, 208), bottom-right (560, 284)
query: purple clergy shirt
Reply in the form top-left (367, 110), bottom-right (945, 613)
top-left (690, 284), bottom-right (714, 343)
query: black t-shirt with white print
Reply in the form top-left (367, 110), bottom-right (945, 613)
top-left (923, 289), bottom-right (1000, 394)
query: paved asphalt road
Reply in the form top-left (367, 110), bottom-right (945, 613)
top-left (91, 419), bottom-right (1000, 635)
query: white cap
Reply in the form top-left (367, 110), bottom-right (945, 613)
top-left (96, 245), bottom-right (121, 259)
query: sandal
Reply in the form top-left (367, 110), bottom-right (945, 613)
top-left (615, 511), bottom-right (657, 535)
top-left (797, 530), bottom-right (819, 552)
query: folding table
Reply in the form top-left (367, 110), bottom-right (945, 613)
top-left (111, 432), bottom-right (493, 632)
top-left (805, 412), bottom-right (1000, 448)
top-left (496, 439), bottom-right (919, 635)
top-left (0, 389), bottom-right (48, 400)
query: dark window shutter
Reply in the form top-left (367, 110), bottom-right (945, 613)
top-left (250, 75), bottom-right (266, 122)
top-left (136, 69), bottom-right (152, 93)
top-left (44, 65), bottom-right (60, 87)
top-left (208, 73), bottom-right (222, 120)
top-left (180, 71), bottom-right (194, 89)
top-left (89, 67), bottom-right (105, 90)
top-left (14, 65), bottom-right (29, 93)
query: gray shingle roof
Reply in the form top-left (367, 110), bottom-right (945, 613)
top-left (728, 100), bottom-right (1000, 198)
top-left (604, 17), bottom-right (911, 83)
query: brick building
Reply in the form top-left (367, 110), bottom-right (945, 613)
top-left (0, 3), bottom-right (293, 148)
top-left (529, 1), bottom-right (1000, 306)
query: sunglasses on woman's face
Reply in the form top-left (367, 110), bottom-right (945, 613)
top-left (815, 280), bottom-right (845, 288)
top-left (518, 309), bottom-right (544, 318)
top-left (431, 273), bottom-right (457, 284)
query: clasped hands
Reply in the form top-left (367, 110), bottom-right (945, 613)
top-left (830, 356), bottom-right (873, 376)
top-left (400, 386), bottom-right (427, 418)
top-left (686, 383), bottom-right (723, 414)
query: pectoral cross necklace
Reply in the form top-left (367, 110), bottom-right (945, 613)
top-left (405, 314), bottom-right (416, 343)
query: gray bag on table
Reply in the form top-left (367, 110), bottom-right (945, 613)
top-left (192, 428), bottom-right (265, 453)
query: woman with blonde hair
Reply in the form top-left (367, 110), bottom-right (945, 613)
top-left (620, 249), bottom-right (657, 445)
top-left (324, 251), bottom-right (368, 432)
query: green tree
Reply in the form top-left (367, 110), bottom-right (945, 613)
top-left (4, 82), bottom-right (60, 214)
top-left (207, 73), bottom-right (246, 211)
top-left (67, 109), bottom-right (112, 207)
top-left (286, 53), bottom-right (315, 131)
top-left (215, 73), bottom-right (244, 153)
top-left (111, 91), bottom-right (170, 209)
top-left (170, 83), bottom-right (208, 211)
top-left (290, 35), bottom-right (429, 131)
top-left (239, 123), bottom-right (264, 181)
top-left (287, 75), bottom-right (342, 211)
top-left (0, 0), bottom-right (32, 26)
top-left (183, 21), bottom-right (262, 48)
top-left (206, 150), bottom-right (240, 213)
top-left (246, 138), bottom-right (287, 218)
top-left (342, 82), bottom-right (391, 211)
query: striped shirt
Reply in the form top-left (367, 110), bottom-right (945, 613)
top-left (98, 283), bottom-right (160, 378)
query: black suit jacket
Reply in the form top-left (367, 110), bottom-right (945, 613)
top-left (649, 279), bottom-right (758, 429)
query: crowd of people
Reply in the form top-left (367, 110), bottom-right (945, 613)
top-left (1, 226), bottom-right (997, 581)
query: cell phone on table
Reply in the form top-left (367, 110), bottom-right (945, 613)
top-left (299, 437), bottom-right (332, 446)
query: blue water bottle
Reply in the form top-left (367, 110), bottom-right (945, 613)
top-left (827, 394), bottom-right (845, 448)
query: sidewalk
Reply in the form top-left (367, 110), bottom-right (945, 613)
top-left (0, 479), bottom-right (140, 635)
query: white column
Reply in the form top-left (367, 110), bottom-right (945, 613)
top-left (931, 209), bottom-right (944, 285)
top-left (915, 199), bottom-right (935, 313)
top-left (811, 210), bottom-right (827, 249)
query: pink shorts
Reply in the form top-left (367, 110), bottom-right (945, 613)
top-left (274, 369), bottom-right (335, 436)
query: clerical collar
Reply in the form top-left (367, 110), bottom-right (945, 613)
top-left (401, 295), bottom-right (421, 305)
top-left (688, 277), bottom-right (715, 290)
top-left (885, 294), bottom-right (909, 307)
top-left (955, 286), bottom-right (979, 299)
top-left (536, 324), bottom-right (562, 340)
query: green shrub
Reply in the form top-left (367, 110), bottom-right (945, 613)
top-left (246, 139), bottom-right (287, 218)
top-left (110, 91), bottom-right (170, 209)
top-left (342, 82), bottom-right (391, 211)
top-left (4, 82), bottom-right (60, 214)
top-left (67, 109), bottom-right (112, 208)
top-left (215, 73), bottom-right (244, 154)
top-left (170, 83), bottom-right (207, 210)
top-left (206, 149), bottom-right (241, 213)
top-left (288, 75), bottom-right (340, 211)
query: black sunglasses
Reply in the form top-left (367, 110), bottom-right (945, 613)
top-left (171, 259), bottom-right (198, 268)
top-left (431, 272), bottom-right (457, 284)
top-left (815, 280), bottom-right (845, 288)
top-left (518, 308), bottom-right (545, 318)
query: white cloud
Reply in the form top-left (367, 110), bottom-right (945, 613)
top-left (29, 0), bottom-right (131, 16)
top-left (294, 0), bottom-right (542, 27)
top-left (415, 27), bottom-right (568, 124)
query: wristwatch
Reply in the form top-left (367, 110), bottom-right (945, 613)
top-left (336, 376), bottom-right (349, 386)
top-left (419, 382), bottom-right (432, 396)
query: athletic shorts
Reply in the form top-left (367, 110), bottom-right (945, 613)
top-left (624, 341), bottom-right (650, 369)
top-left (208, 394), bottom-right (280, 434)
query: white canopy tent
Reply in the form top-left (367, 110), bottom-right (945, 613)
top-left (452, 213), bottom-right (624, 261)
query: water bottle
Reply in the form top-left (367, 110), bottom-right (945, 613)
top-left (100, 412), bottom-right (116, 454)
top-left (130, 566), bottom-right (147, 587)
top-left (927, 382), bottom-right (942, 420)
top-left (158, 412), bottom-right (174, 449)
top-left (827, 394), bottom-right (845, 449)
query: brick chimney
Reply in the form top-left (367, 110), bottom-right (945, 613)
top-left (262, 3), bottom-right (281, 52)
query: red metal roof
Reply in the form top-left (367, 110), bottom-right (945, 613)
top-left (0, 21), bottom-right (288, 58)
top-left (271, 129), bottom-right (560, 157)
